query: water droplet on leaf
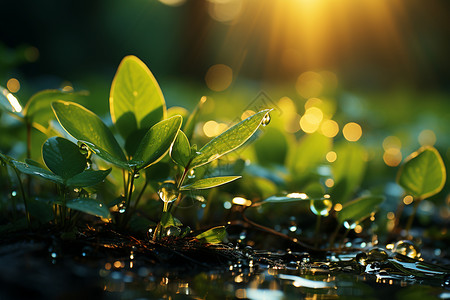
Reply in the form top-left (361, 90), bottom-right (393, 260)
top-left (165, 226), bottom-right (181, 237)
top-left (367, 248), bottom-right (388, 262)
top-left (310, 199), bottom-right (332, 216)
top-left (261, 113), bottom-right (271, 126)
top-left (393, 240), bottom-right (421, 259)
top-left (86, 159), bottom-right (92, 169)
top-left (188, 169), bottom-right (195, 179)
top-left (158, 181), bottom-right (179, 212)
top-left (355, 252), bottom-right (367, 266)
top-left (133, 172), bottom-right (140, 179)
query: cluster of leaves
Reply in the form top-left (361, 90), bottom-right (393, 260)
top-left (0, 56), bottom-right (271, 243)
top-left (0, 55), bottom-right (447, 248)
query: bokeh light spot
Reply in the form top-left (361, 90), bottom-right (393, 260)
top-left (326, 151), bottom-right (337, 163)
top-left (205, 64), bottom-right (233, 92)
top-left (158, 0), bottom-right (186, 7)
top-left (343, 122), bottom-right (362, 142)
top-left (418, 129), bottom-right (436, 146)
top-left (7, 78), bottom-right (20, 93)
top-left (208, 0), bottom-right (243, 23)
top-left (383, 148), bottom-right (402, 167)
top-left (320, 120), bottom-right (339, 137)
top-left (296, 71), bottom-right (323, 98)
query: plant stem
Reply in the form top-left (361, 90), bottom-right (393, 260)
top-left (314, 215), bottom-right (322, 248)
top-left (405, 198), bottom-right (421, 234)
top-left (339, 228), bottom-right (351, 249)
top-left (133, 180), bottom-right (148, 210)
top-left (13, 168), bottom-right (30, 228)
top-left (62, 185), bottom-right (67, 229)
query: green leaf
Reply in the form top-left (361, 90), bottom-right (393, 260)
top-left (28, 199), bottom-right (54, 223)
top-left (66, 198), bottom-right (110, 218)
top-left (254, 127), bottom-right (288, 166)
top-left (25, 158), bottom-right (46, 169)
top-left (331, 142), bottom-right (367, 203)
top-left (160, 211), bottom-right (183, 228)
top-left (130, 115), bottom-right (182, 170)
top-left (110, 55), bottom-right (166, 140)
top-left (190, 109), bottom-right (271, 169)
top-left (66, 169), bottom-right (111, 187)
top-left (180, 176), bottom-right (241, 191)
top-left (397, 146), bottom-right (446, 199)
top-left (183, 96), bottom-right (206, 140)
top-left (0, 86), bottom-right (23, 117)
top-left (12, 160), bottom-right (63, 184)
top-left (337, 195), bottom-right (384, 225)
top-left (24, 89), bottom-right (87, 132)
top-left (289, 132), bottom-right (331, 183)
top-left (170, 130), bottom-right (191, 168)
top-left (195, 226), bottom-right (227, 244)
top-left (42, 137), bottom-right (86, 179)
top-left (52, 101), bottom-right (127, 168)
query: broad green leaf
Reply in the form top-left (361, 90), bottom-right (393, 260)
top-left (24, 89), bottom-right (87, 132)
top-left (160, 211), bottom-right (183, 228)
top-left (190, 109), bottom-right (271, 169)
top-left (389, 258), bottom-right (450, 279)
top-left (337, 195), bottom-right (384, 225)
top-left (262, 195), bottom-right (310, 204)
top-left (170, 130), bottom-right (191, 168)
top-left (331, 142), bottom-right (367, 203)
top-left (289, 132), bottom-right (331, 183)
top-left (261, 193), bottom-right (325, 204)
top-left (28, 199), bottom-right (54, 223)
top-left (25, 158), bottom-right (46, 169)
top-left (110, 55), bottom-right (166, 140)
top-left (0, 86), bottom-right (23, 117)
top-left (42, 137), bottom-right (86, 179)
top-left (180, 176), bottom-right (241, 191)
top-left (12, 160), bottom-right (63, 184)
top-left (195, 226), bottom-right (227, 244)
top-left (130, 115), bottom-right (182, 170)
top-left (66, 169), bottom-right (111, 187)
top-left (254, 127), bottom-right (288, 166)
top-left (66, 198), bottom-right (110, 218)
top-left (183, 96), bottom-right (207, 140)
top-left (52, 101), bottom-right (127, 168)
top-left (397, 146), bottom-right (446, 199)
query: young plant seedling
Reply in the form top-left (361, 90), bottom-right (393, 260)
top-left (397, 146), bottom-right (446, 233)
top-left (5, 137), bottom-right (111, 228)
top-left (152, 108), bottom-right (272, 241)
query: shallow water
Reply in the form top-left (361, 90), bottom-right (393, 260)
top-left (100, 247), bottom-right (450, 299)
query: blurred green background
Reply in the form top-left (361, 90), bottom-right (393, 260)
top-left (1, 0), bottom-right (449, 230)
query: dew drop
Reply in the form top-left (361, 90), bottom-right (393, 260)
top-left (310, 199), bottom-right (332, 216)
top-left (158, 181), bottom-right (179, 212)
top-left (11, 190), bottom-right (17, 197)
top-left (79, 143), bottom-right (89, 155)
top-left (367, 248), bottom-right (388, 262)
top-left (393, 240), bottom-right (421, 259)
top-left (343, 219), bottom-right (357, 230)
top-left (86, 159), bottom-right (92, 169)
top-left (188, 169), bottom-right (195, 179)
top-left (165, 226), bottom-right (181, 237)
top-left (355, 252), bottom-right (367, 266)
top-left (261, 113), bottom-right (271, 126)
top-left (118, 202), bottom-right (126, 214)
top-left (133, 172), bottom-right (140, 179)
top-left (442, 274), bottom-right (450, 288)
